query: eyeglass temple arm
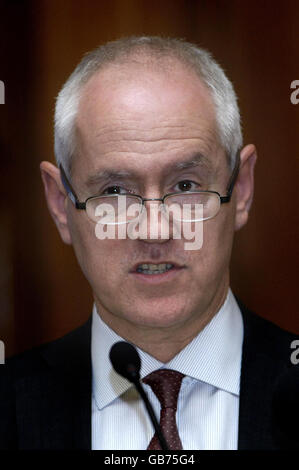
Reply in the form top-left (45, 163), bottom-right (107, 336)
top-left (220, 151), bottom-right (241, 204)
top-left (59, 164), bottom-right (86, 210)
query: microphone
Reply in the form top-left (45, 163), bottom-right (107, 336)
top-left (272, 365), bottom-right (299, 449)
top-left (109, 341), bottom-right (169, 451)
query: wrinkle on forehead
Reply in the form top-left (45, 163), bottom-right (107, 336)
top-left (75, 118), bottom-right (219, 166)
top-left (92, 120), bottom-right (216, 143)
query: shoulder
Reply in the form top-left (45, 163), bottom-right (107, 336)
top-left (4, 315), bottom-right (92, 378)
top-left (0, 316), bottom-right (92, 416)
top-left (0, 317), bottom-right (92, 450)
top-left (236, 299), bottom-right (298, 449)
top-left (237, 298), bottom-right (297, 363)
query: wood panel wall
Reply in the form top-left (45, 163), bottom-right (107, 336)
top-left (1, 0), bottom-right (298, 357)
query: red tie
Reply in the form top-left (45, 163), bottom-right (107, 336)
top-left (143, 369), bottom-right (185, 450)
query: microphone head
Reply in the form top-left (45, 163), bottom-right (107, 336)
top-left (109, 341), bottom-right (141, 383)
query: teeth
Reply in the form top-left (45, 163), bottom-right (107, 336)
top-left (137, 263), bottom-right (173, 274)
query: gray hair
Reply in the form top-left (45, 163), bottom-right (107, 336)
top-left (54, 36), bottom-right (243, 174)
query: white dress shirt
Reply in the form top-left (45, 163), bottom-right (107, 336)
top-left (91, 288), bottom-right (244, 450)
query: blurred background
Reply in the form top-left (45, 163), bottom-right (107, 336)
top-left (0, 0), bottom-right (298, 357)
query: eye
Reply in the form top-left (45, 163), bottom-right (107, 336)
top-left (103, 185), bottom-right (128, 195)
top-left (175, 180), bottom-right (200, 192)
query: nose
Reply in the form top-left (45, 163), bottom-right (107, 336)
top-left (131, 199), bottom-right (173, 243)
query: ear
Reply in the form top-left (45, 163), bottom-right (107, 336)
top-left (234, 144), bottom-right (257, 231)
top-left (40, 161), bottom-right (72, 245)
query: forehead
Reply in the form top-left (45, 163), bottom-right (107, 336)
top-left (77, 60), bottom-right (216, 132)
top-left (73, 60), bottom-right (221, 181)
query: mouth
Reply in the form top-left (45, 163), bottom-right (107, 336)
top-left (130, 261), bottom-right (186, 282)
top-left (136, 263), bottom-right (174, 275)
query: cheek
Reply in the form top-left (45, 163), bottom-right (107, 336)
top-left (67, 212), bottom-right (123, 287)
top-left (191, 210), bottom-right (235, 279)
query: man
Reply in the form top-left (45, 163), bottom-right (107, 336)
top-left (0, 36), bottom-right (297, 450)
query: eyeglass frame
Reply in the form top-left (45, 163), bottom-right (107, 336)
top-left (59, 151), bottom-right (240, 220)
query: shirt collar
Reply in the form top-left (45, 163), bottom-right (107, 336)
top-left (91, 288), bottom-right (243, 410)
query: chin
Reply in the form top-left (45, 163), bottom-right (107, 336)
top-left (126, 300), bottom-right (195, 329)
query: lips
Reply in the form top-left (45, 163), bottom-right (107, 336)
top-left (130, 261), bottom-right (185, 274)
top-left (136, 263), bottom-right (174, 274)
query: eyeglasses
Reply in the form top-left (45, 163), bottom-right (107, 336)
top-left (59, 152), bottom-right (240, 225)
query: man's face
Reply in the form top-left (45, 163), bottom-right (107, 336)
top-left (61, 62), bottom-right (238, 334)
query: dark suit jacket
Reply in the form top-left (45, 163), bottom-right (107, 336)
top-left (0, 302), bottom-right (298, 450)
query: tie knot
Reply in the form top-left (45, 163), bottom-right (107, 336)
top-left (143, 369), bottom-right (185, 410)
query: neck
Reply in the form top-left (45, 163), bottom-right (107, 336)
top-left (95, 283), bottom-right (229, 363)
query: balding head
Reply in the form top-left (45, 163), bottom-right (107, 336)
top-left (54, 36), bottom-right (242, 176)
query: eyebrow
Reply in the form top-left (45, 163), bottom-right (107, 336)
top-left (84, 152), bottom-right (213, 189)
top-left (85, 169), bottom-right (133, 188)
top-left (172, 152), bottom-right (213, 172)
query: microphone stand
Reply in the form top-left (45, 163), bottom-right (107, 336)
top-left (109, 341), bottom-right (169, 451)
top-left (133, 379), bottom-right (169, 451)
